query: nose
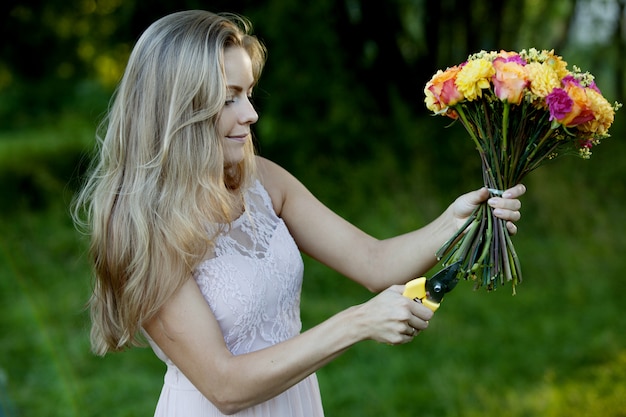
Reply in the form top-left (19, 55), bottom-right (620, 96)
top-left (240, 96), bottom-right (258, 125)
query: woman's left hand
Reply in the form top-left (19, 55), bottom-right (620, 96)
top-left (452, 184), bottom-right (526, 235)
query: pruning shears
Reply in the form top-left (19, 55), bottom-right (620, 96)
top-left (402, 262), bottom-right (462, 311)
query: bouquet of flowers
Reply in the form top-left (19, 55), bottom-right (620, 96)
top-left (424, 48), bottom-right (620, 292)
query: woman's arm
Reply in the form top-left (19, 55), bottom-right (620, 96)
top-left (144, 157), bottom-right (522, 414)
top-left (258, 157), bottom-right (524, 292)
top-left (144, 277), bottom-right (432, 414)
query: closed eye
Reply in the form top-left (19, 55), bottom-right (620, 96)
top-left (224, 94), bottom-right (255, 107)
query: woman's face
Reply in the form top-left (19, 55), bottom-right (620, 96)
top-left (218, 47), bottom-right (258, 167)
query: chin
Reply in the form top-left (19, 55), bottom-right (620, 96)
top-left (223, 153), bottom-right (245, 167)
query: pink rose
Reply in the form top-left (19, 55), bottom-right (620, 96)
top-left (546, 88), bottom-right (573, 121)
top-left (546, 81), bottom-right (595, 127)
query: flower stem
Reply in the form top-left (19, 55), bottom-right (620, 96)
top-left (455, 105), bottom-right (485, 154)
top-left (436, 205), bottom-right (480, 262)
top-left (525, 126), bottom-right (556, 165)
top-left (473, 203), bottom-right (493, 284)
top-left (502, 102), bottom-right (510, 183)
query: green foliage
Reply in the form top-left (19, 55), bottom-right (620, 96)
top-left (0, 114), bottom-right (95, 214)
top-left (1, 115), bottom-right (625, 416)
top-left (1, 0), bottom-right (625, 415)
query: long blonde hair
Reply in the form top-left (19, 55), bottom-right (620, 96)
top-left (73, 10), bottom-right (267, 355)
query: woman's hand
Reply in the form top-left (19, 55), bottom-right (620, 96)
top-left (353, 285), bottom-right (433, 345)
top-left (452, 184), bottom-right (526, 235)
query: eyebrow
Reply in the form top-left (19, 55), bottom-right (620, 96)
top-left (227, 83), bottom-right (255, 93)
top-left (227, 85), bottom-right (244, 93)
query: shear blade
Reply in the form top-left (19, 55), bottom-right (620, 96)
top-left (425, 262), bottom-right (461, 303)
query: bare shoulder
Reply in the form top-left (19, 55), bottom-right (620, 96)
top-left (255, 156), bottom-right (294, 216)
top-left (256, 155), bottom-right (285, 178)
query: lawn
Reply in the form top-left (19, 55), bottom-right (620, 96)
top-left (1, 114), bottom-right (625, 416)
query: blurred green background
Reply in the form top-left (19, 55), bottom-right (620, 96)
top-left (1, 0), bottom-right (625, 416)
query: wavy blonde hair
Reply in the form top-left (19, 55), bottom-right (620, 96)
top-left (73, 10), bottom-right (266, 355)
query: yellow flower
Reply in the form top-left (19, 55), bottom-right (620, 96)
top-left (578, 88), bottom-right (615, 136)
top-left (544, 50), bottom-right (569, 79)
top-left (455, 59), bottom-right (495, 101)
top-left (578, 147), bottom-right (592, 159)
top-left (525, 62), bottom-right (560, 98)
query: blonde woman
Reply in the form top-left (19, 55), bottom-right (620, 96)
top-left (73, 10), bottom-right (525, 417)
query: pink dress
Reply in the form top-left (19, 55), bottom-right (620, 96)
top-left (147, 180), bottom-right (325, 416)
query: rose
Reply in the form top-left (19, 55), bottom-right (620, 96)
top-left (424, 65), bottom-right (463, 117)
top-left (492, 58), bottom-right (529, 105)
top-left (545, 88), bottom-right (572, 121)
top-left (546, 76), bottom-right (595, 128)
top-left (495, 50), bottom-right (527, 66)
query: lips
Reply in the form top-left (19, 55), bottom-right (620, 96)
top-left (226, 133), bottom-right (248, 143)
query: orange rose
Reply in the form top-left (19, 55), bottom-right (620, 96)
top-left (492, 59), bottom-right (528, 105)
top-left (424, 66), bottom-right (464, 117)
top-left (559, 76), bottom-right (595, 127)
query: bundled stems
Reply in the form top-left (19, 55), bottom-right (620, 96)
top-left (437, 97), bottom-right (602, 291)
top-left (438, 100), bottom-right (554, 291)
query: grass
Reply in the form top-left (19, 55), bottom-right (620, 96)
top-left (1, 114), bottom-right (625, 416)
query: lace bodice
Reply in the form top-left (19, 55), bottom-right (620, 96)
top-left (146, 180), bottom-right (324, 417)
top-left (193, 179), bottom-right (304, 355)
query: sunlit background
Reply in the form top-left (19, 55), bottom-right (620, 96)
top-left (1, 1), bottom-right (625, 416)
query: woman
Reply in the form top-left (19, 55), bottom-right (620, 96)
top-left (73, 10), bottom-right (525, 416)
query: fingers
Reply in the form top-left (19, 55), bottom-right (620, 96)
top-left (401, 297), bottom-right (433, 342)
top-left (463, 183), bottom-right (526, 208)
top-left (404, 324), bottom-right (419, 338)
top-left (489, 201), bottom-right (521, 221)
top-left (395, 318), bottom-right (426, 344)
top-left (408, 300), bottom-right (433, 327)
top-left (487, 183), bottom-right (525, 227)
top-left (366, 288), bottom-right (434, 345)
top-left (506, 221), bottom-right (518, 235)
top-left (401, 305), bottom-right (430, 341)
top-left (466, 187), bottom-right (490, 205)
top-left (502, 183), bottom-right (527, 199)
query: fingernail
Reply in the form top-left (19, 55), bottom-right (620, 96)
top-left (502, 192), bottom-right (512, 198)
top-left (488, 198), bottom-right (498, 205)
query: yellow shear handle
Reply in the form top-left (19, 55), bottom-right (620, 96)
top-left (402, 277), bottom-right (440, 312)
